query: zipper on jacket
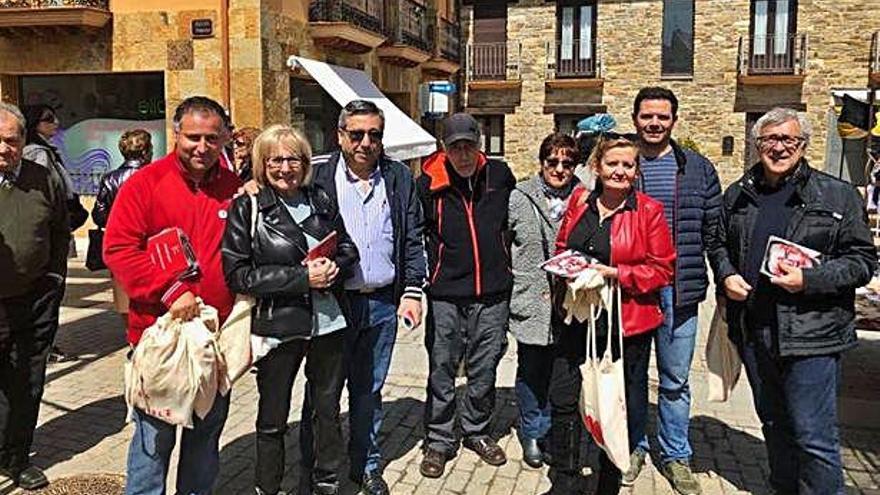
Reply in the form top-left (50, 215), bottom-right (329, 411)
top-left (458, 189), bottom-right (482, 297)
top-left (430, 197), bottom-right (445, 285)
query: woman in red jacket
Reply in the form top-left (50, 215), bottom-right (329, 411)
top-left (546, 135), bottom-right (675, 494)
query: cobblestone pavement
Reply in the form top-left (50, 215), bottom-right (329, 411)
top-left (19, 255), bottom-right (880, 494)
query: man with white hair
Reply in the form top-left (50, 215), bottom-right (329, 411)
top-left (708, 107), bottom-right (876, 493)
top-left (0, 102), bottom-right (69, 492)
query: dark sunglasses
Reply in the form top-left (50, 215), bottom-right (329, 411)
top-left (601, 131), bottom-right (636, 142)
top-left (340, 128), bottom-right (383, 143)
top-left (544, 158), bottom-right (576, 170)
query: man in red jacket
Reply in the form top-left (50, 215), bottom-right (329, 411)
top-left (103, 96), bottom-right (241, 495)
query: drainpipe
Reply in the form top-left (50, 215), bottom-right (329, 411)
top-left (221, 0), bottom-right (231, 109)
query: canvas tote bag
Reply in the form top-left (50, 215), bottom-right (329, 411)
top-left (705, 304), bottom-right (742, 402)
top-left (578, 281), bottom-right (631, 473)
top-left (216, 195), bottom-right (258, 386)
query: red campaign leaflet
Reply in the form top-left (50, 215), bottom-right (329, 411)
top-left (540, 249), bottom-right (599, 279)
top-left (301, 230), bottom-right (338, 266)
top-left (760, 235), bottom-right (821, 278)
top-left (146, 227), bottom-right (199, 279)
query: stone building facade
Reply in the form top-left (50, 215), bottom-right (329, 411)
top-left (461, 0), bottom-right (879, 186)
top-left (0, 0), bottom-right (459, 174)
top-left (0, 0), bottom-right (460, 235)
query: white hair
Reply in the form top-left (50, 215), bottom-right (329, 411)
top-left (751, 107), bottom-right (812, 148)
top-left (0, 102), bottom-right (26, 137)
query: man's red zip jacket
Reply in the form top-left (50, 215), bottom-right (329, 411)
top-left (417, 151), bottom-right (516, 300)
top-left (103, 152), bottom-right (242, 345)
top-left (555, 186), bottom-right (676, 337)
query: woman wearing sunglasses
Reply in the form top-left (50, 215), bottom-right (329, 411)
top-left (222, 125), bottom-right (359, 495)
top-left (546, 135), bottom-right (675, 493)
top-left (507, 133), bottom-right (582, 468)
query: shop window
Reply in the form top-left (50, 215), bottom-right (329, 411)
top-left (661, 0), bottom-right (695, 77)
top-left (20, 72), bottom-right (166, 195)
top-left (290, 78), bottom-right (341, 156)
top-left (475, 115), bottom-right (504, 157)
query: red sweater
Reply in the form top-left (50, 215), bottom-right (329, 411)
top-left (103, 152), bottom-right (242, 344)
top-left (555, 186), bottom-right (675, 337)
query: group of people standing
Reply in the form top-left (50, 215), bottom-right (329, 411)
top-left (0, 81), bottom-right (873, 495)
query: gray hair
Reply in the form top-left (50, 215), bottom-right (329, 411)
top-left (751, 107), bottom-right (812, 148)
top-left (0, 102), bottom-right (26, 137)
top-left (337, 100), bottom-right (385, 129)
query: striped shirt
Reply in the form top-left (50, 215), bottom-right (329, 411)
top-left (640, 151), bottom-right (677, 234)
top-left (333, 155), bottom-right (396, 291)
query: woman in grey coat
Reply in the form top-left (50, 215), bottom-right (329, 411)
top-left (508, 133), bottom-right (583, 468)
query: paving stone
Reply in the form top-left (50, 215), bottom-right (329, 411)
top-left (25, 257), bottom-right (880, 494)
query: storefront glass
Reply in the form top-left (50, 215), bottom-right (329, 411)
top-left (20, 72), bottom-right (166, 195)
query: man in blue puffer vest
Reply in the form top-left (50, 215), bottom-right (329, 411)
top-left (624, 87), bottom-right (722, 495)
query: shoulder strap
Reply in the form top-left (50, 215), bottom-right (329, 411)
top-left (514, 186), bottom-right (553, 261)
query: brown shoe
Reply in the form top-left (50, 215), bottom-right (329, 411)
top-left (419, 448), bottom-right (448, 478)
top-left (463, 436), bottom-right (507, 466)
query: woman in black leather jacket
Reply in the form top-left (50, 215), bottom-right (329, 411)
top-left (92, 129), bottom-right (153, 228)
top-left (93, 129), bottom-right (153, 317)
top-left (221, 125), bottom-right (359, 495)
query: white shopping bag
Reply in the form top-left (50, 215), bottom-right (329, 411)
top-left (705, 303), bottom-right (742, 402)
top-left (125, 303), bottom-right (224, 428)
top-left (578, 282), bottom-right (631, 473)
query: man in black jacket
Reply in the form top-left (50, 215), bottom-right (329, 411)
top-left (301, 100), bottom-right (426, 495)
top-left (417, 113), bottom-right (516, 478)
top-left (0, 102), bottom-right (69, 492)
top-left (708, 107), bottom-right (876, 494)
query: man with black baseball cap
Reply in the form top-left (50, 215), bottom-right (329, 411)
top-left (416, 113), bottom-right (516, 478)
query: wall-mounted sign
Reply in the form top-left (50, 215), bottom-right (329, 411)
top-left (191, 19), bottom-right (214, 39)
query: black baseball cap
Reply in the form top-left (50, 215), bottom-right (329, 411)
top-left (443, 113), bottom-right (480, 145)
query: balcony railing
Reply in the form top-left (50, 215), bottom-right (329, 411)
top-left (738, 33), bottom-right (807, 76)
top-left (309, 0), bottom-right (384, 37)
top-left (466, 42), bottom-right (521, 81)
top-left (871, 31), bottom-right (880, 78)
top-left (546, 38), bottom-right (601, 79)
top-left (437, 17), bottom-right (461, 62)
top-left (0, 0), bottom-right (108, 7)
top-left (385, 0), bottom-right (432, 53)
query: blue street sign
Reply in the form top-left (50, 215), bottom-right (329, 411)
top-left (429, 82), bottom-right (456, 95)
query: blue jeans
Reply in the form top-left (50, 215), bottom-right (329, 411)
top-left (125, 393), bottom-right (230, 495)
top-left (637, 286), bottom-right (697, 463)
top-left (514, 342), bottom-right (552, 441)
top-left (739, 333), bottom-right (844, 494)
top-left (301, 287), bottom-right (398, 479)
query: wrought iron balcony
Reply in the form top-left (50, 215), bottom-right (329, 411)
top-left (309, 0), bottom-right (386, 53)
top-left (737, 33), bottom-right (807, 84)
top-left (871, 31), bottom-right (880, 86)
top-left (0, 0), bottom-right (111, 30)
top-left (466, 42), bottom-right (521, 82)
top-left (385, 0), bottom-right (432, 53)
top-left (0, 0), bottom-right (107, 6)
top-left (437, 17), bottom-right (460, 62)
top-left (546, 38), bottom-right (602, 80)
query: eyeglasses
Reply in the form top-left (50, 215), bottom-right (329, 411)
top-left (39, 115), bottom-right (58, 124)
top-left (233, 140), bottom-right (247, 147)
top-left (266, 156), bottom-right (303, 170)
top-left (340, 128), bottom-right (383, 143)
top-left (544, 158), bottom-right (576, 170)
top-left (757, 134), bottom-right (805, 150)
